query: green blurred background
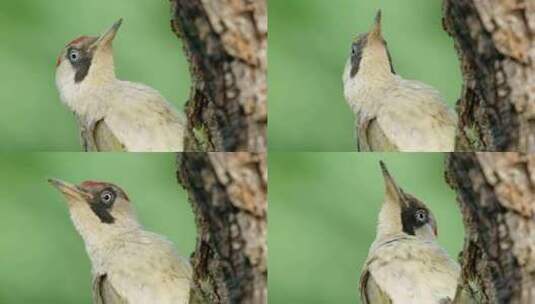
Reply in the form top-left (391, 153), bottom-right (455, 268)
top-left (0, 1), bottom-right (190, 151)
top-left (0, 153), bottom-right (195, 303)
top-left (269, 153), bottom-right (464, 303)
top-left (268, 0), bottom-right (462, 151)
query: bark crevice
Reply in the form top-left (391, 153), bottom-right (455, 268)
top-left (443, 0), bottom-right (535, 151)
top-left (447, 153), bottom-right (535, 303)
top-left (177, 152), bottom-right (267, 304)
top-left (170, 0), bottom-right (267, 152)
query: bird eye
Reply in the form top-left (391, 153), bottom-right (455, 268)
top-left (68, 49), bottom-right (81, 63)
top-left (414, 209), bottom-right (427, 223)
top-left (100, 190), bottom-right (115, 205)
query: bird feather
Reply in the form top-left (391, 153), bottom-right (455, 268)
top-left (360, 235), bottom-right (460, 304)
top-left (358, 115), bottom-right (398, 152)
top-left (102, 81), bottom-right (185, 152)
top-left (93, 119), bottom-right (126, 152)
top-left (368, 79), bottom-right (457, 152)
top-left (360, 267), bottom-right (393, 304)
top-left (93, 274), bottom-right (128, 304)
top-left (90, 230), bottom-right (192, 304)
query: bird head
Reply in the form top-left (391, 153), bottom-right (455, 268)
top-left (375, 161), bottom-right (438, 241)
top-left (55, 19), bottom-right (122, 108)
top-left (49, 178), bottom-right (140, 244)
top-left (343, 10), bottom-right (395, 85)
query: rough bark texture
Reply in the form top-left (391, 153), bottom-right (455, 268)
top-left (170, 0), bottom-right (267, 152)
top-left (177, 152), bottom-right (267, 304)
top-left (443, 0), bottom-right (535, 152)
top-left (446, 153), bottom-right (535, 303)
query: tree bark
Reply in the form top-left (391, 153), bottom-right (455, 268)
top-left (442, 0), bottom-right (535, 152)
top-left (170, 0), bottom-right (267, 152)
top-left (177, 152), bottom-right (267, 304)
top-left (446, 152), bottom-right (535, 303)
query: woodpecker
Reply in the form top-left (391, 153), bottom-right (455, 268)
top-left (343, 11), bottom-right (457, 152)
top-left (55, 19), bottom-right (185, 152)
top-left (49, 178), bottom-right (192, 304)
top-left (359, 162), bottom-right (464, 304)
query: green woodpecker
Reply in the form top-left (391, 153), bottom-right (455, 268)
top-left (55, 19), bottom-right (185, 152)
top-left (49, 178), bottom-right (192, 304)
top-left (360, 162), bottom-right (466, 303)
top-left (343, 11), bottom-right (457, 152)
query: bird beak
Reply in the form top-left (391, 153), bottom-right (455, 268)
top-left (48, 178), bottom-right (92, 202)
top-left (368, 10), bottom-right (383, 40)
top-left (379, 161), bottom-right (406, 207)
top-left (93, 18), bottom-right (123, 50)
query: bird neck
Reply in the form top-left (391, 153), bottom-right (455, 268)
top-left (355, 54), bottom-right (396, 91)
top-left (87, 50), bottom-right (117, 85)
top-left (56, 53), bottom-right (116, 117)
top-left (358, 46), bottom-right (394, 81)
top-left (64, 50), bottom-right (117, 115)
top-left (375, 200), bottom-right (403, 240)
top-left (59, 77), bottom-right (117, 120)
top-left (68, 203), bottom-right (142, 258)
top-left (84, 228), bottom-right (142, 269)
top-left (343, 61), bottom-right (396, 114)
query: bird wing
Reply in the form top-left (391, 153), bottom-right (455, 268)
top-left (357, 113), bottom-right (399, 152)
top-left (103, 82), bottom-right (185, 152)
top-left (364, 236), bottom-right (460, 304)
top-left (89, 119), bottom-right (127, 152)
top-left (76, 115), bottom-right (97, 152)
top-left (357, 114), bottom-right (372, 152)
top-left (93, 274), bottom-right (128, 304)
top-left (100, 232), bottom-right (192, 304)
top-left (360, 265), bottom-right (393, 304)
top-left (374, 81), bottom-right (457, 152)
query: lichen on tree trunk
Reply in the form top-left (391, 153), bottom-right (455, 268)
top-left (177, 152), bottom-right (267, 304)
top-left (170, 0), bottom-right (267, 152)
top-left (446, 152), bottom-right (535, 303)
top-left (442, 0), bottom-right (535, 152)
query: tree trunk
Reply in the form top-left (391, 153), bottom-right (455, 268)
top-left (442, 0), bottom-right (535, 152)
top-left (177, 152), bottom-right (267, 304)
top-left (170, 0), bottom-right (267, 152)
top-left (446, 152), bottom-right (535, 303)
